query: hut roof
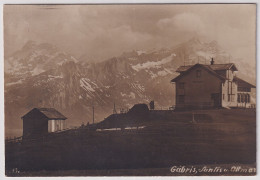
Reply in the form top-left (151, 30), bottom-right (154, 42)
top-left (234, 76), bottom-right (256, 88)
top-left (176, 63), bottom-right (238, 73)
top-left (22, 108), bottom-right (67, 120)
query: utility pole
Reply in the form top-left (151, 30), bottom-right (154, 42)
top-left (92, 105), bottom-right (95, 124)
top-left (184, 55), bottom-right (186, 66)
top-left (113, 102), bottom-right (117, 114)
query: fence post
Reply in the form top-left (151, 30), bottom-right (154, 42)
top-left (192, 111), bottom-right (196, 123)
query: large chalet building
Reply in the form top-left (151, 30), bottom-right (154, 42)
top-left (171, 59), bottom-right (256, 109)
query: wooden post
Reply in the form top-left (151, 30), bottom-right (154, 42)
top-left (192, 111), bottom-right (196, 123)
top-left (92, 106), bottom-right (95, 124)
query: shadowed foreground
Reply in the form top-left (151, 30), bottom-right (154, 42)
top-left (5, 109), bottom-right (256, 176)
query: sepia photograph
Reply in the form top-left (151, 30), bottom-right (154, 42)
top-left (3, 3), bottom-right (257, 176)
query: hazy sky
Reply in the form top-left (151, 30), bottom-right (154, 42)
top-left (4, 4), bottom-right (256, 63)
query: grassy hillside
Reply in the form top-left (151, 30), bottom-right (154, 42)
top-left (5, 109), bottom-right (256, 176)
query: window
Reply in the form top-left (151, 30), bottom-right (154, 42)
top-left (228, 94), bottom-right (230, 102)
top-left (178, 95), bottom-right (185, 103)
top-left (223, 94), bottom-right (225, 100)
top-left (238, 87), bottom-right (251, 92)
top-left (243, 94), bottom-right (250, 103)
top-left (247, 94), bottom-right (250, 103)
top-left (241, 94), bottom-right (244, 103)
top-left (179, 82), bottom-right (185, 89)
top-left (237, 94), bottom-right (241, 103)
top-left (228, 82), bottom-right (232, 94)
top-left (196, 70), bottom-right (201, 78)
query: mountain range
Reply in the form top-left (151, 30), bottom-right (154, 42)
top-left (4, 38), bottom-right (255, 137)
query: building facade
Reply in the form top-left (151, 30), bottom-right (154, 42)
top-left (21, 108), bottom-right (67, 137)
top-left (171, 60), bottom-right (255, 109)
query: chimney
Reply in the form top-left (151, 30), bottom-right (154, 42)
top-left (210, 58), bottom-right (214, 65)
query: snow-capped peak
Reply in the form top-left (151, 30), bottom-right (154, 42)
top-left (131, 53), bottom-right (176, 71)
top-left (136, 50), bottom-right (146, 56)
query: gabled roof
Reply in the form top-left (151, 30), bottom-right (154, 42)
top-left (176, 63), bottom-right (238, 73)
top-left (234, 76), bottom-right (256, 88)
top-left (175, 65), bottom-right (193, 72)
top-left (209, 63), bottom-right (238, 71)
top-left (22, 108), bottom-right (67, 120)
top-left (171, 63), bottom-right (226, 82)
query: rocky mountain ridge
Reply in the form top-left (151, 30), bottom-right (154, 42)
top-left (4, 38), bottom-right (255, 137)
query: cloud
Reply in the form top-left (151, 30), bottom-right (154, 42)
top-left (79, 25), bottom-right (152, 60)
top-left (4, 4), bottom-right (256, 64)
top-left (156, 9), bottom-right (255, 64)
top-left (157, 13), bottom-right (205, 34)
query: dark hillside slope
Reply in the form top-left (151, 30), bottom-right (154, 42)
top-left (5, 109), bottom-right (256, 175)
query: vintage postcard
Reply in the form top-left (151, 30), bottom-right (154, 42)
top-left (4, 4), bottom-right (256, 176)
